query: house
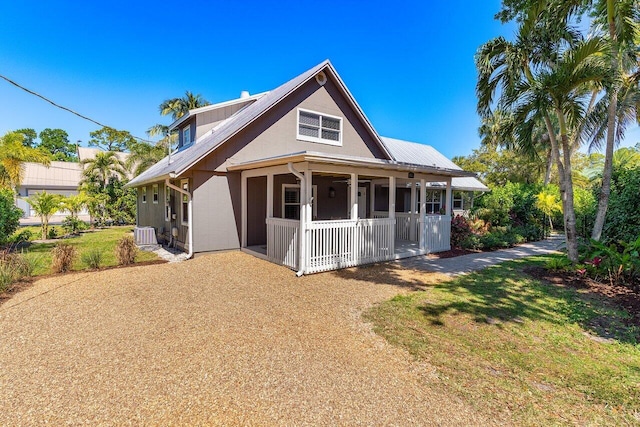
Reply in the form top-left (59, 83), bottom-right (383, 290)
top-left (127, 60), bottom-right (485, 274)
top-left (16, 147), bottom-right (129, 224)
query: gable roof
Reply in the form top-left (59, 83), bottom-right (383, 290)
top-left (380, 137), bottom-right (489, 192)
top-left (127, 60), bottom-right (392, 187)
top-left (168, 91), bottom-right (269, 131)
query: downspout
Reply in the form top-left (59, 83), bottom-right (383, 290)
top-left (287, 162), bottom-right (306, 276)
top-left (165, 177), bottom-right (194, 259)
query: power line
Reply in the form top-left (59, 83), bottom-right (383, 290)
top-left (0, 73), bottom-right (153, 143)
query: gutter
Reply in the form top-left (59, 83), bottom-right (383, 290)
top-left (165, 177), bottom-right (194, 259)
top-left (287, 162), bottom-right (306, 276)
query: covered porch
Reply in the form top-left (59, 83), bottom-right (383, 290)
top-left (231, 153), bottom-right (465, 275)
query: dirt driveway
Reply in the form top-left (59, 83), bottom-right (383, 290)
top-left (0, 252), bottom-right (490, 425)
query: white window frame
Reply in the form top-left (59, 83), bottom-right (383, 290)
top-left (141, 186), bottom-right (147, 204)
top-left (425, 190), bottom-right (442, 214)
top-left (296, 108), bottom-right (343, 146)
top-left (453, 191), bottom-right (464, 210)
top-left (182, 125), bottom-right (192, 148)
top-left (181, 179), bottom-right (189, 225)
top-left (164, 186), bottom-right (171, 222)
top-left (152, 184), bottom-right (159, 204)
top-left (282, 184), bottom-right (317, 220)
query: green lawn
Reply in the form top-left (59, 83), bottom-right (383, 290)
top-left (14, 226), bottom-right (160, 276)
top-left (364, 255), bottom-right (640, 425)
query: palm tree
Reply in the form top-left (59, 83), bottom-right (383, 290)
top-left (159, 91), bottom-right (210, 121)
top-left (80, 151), bottom-right (127, 191)
top-left (477, 11), bottom-right (607, 261)
top-left (126, 140), bottom-right (167, 176)
top-left (0, 131), bottom-right (50, 192)
top-left (62, 193), bottom-right (89, 219)
top-left (27, 191), bottom-right (62, 239)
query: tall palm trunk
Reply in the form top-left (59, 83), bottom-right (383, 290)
top-left (556, 111), bottom-right (579, 262)
top-left (592, 0), bottom-right (619, 241)
top-left (543, 148), bottom-right (554, 185)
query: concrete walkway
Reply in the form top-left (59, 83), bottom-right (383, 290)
top-left (400, 234), bottom-right (565, 276)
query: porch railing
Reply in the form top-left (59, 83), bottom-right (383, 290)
top-left (266, 218), bottom-right (299, 270)
top-left (306, 218), bottom-right (395, 274)
top-left (421, 215), bottom-right (451, 253)
top-left (373, 211), bottom-right (418, 241)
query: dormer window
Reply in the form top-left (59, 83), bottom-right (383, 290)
top-left (183, 125), bottom-right (191, 147)
top-left (297, 109), bottom-right (342, 146)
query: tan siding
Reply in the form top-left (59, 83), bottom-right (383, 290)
top-left (195, 103), bottom-right (250, 139)
top-left (194, 78), bottom-right (387, 173)
top-left (191, 171), bottom-right (241, 252)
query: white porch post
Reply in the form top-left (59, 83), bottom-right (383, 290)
top-left (409, 181), bottom-right (417, 241)
top-left (350, 173), bottom-right (358, 220)
top-left (389, 175), bottom-right (396, 255)
top-left (304, 169), bottom-right (312, 272)
top-left (241, 172), bottom-right (247, 248)
top-left (419, 178), bottom-right (426, 252)
top-left (266, 173), bottom-right (274, 218)
top-left (445, 178), bottom-right (452, 217)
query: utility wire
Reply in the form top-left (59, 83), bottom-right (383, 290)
top-left (0, 73), bottom-right (153, 143)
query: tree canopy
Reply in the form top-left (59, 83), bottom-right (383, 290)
top-left (89, 127), bottom-right (136, 152)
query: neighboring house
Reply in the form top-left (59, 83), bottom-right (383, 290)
top-left (16, 148), bottom-right (130, 224)
top-left (16, 161), bottom-right (85, 221)
top-left (127, 60), bottom-right (485, 274)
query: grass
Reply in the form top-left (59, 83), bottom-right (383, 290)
top-left (12, 226), bottom-right (159, 276)
top-left (364, 255), bottom-right (640, 425)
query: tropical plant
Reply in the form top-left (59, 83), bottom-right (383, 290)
top-left (126, 139), bottom-right (167, 176)
top-left (62, 193), bottom-right (89, 219)
top-left (159, 91), bottom-right (210, 121)
top-left (535, 187), bottom-right (562, 231)
top-left (476, 5), bottom-right (608, 262)
top-left (26, 191), bottom-right (62, 240)
top-left (580, 236), bottom-right (640, 287)
top-left (0, 188), bottom-right (22, 245)
top-left (81, 248), bottom-right (104, 269)
top-left (0, 131), bottom-right (50, 192)
top-left (80, 151), bottom-right (127, 191)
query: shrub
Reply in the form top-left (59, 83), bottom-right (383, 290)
top-left (47, 226), bottom-right (58, 240)
top-left (546, 256), bottom-right (572, 271)
top-left (512, 224), bottom-right (543, 242)
top-left (0, 250), bottom-right (35, 292)
top-left (580, 237), bottom-right (640, 288)
top-left (602, 167), bottom-right (640, 243)
top-left (81, 249), bottom-right (104, 269)
top-left (451, 215), bottom-right (472, 248)
top-left (0, 189), bottom-right (23, 246)
top-left (51, 243), bottom-right (76, 273)
top-left (9, 229), bottom-right (33, 244)
top-left (115, 235), bottom-right (137, 266)
top-left (62, 216), bottom-right (88, 235)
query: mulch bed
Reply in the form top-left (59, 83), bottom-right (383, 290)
top-left (524, 266), bottom-right (640, 330)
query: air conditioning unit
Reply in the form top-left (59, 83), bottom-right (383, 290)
top-left (134, 226), bottom-right (158, 245)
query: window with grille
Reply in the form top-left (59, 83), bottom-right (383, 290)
top-left (282, 184), bottom-right (317, 220)
top-left (142, 187), bottom-right (147, 203)
top-left (165, 186), bottom-right (171, 221)
top-left (453, 191), bottom-right (464, 210)
top-left (152, 184), bottom-right (159, 204)
top-left (425, 190), bottom-right (442, 214)
top-left (297, 109), bottom-right (342, 146)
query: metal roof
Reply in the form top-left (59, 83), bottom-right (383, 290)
top-left (380, 137), bottom-right (489, 192)
top-left (20, 161), bottom-right (82, 188)
top-left (127, 60), bottom-right (392, 188)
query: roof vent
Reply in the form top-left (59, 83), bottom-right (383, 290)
top-left (240, 90), bottom-right (250, 99)
top-left (315, 71), bottom-right (327, 86)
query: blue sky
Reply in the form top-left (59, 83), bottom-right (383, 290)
top-left (0, 1), bottom-right (637, 159)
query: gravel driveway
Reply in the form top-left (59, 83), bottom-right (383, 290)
top-left (0, 252), bottom-right (491, 426)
